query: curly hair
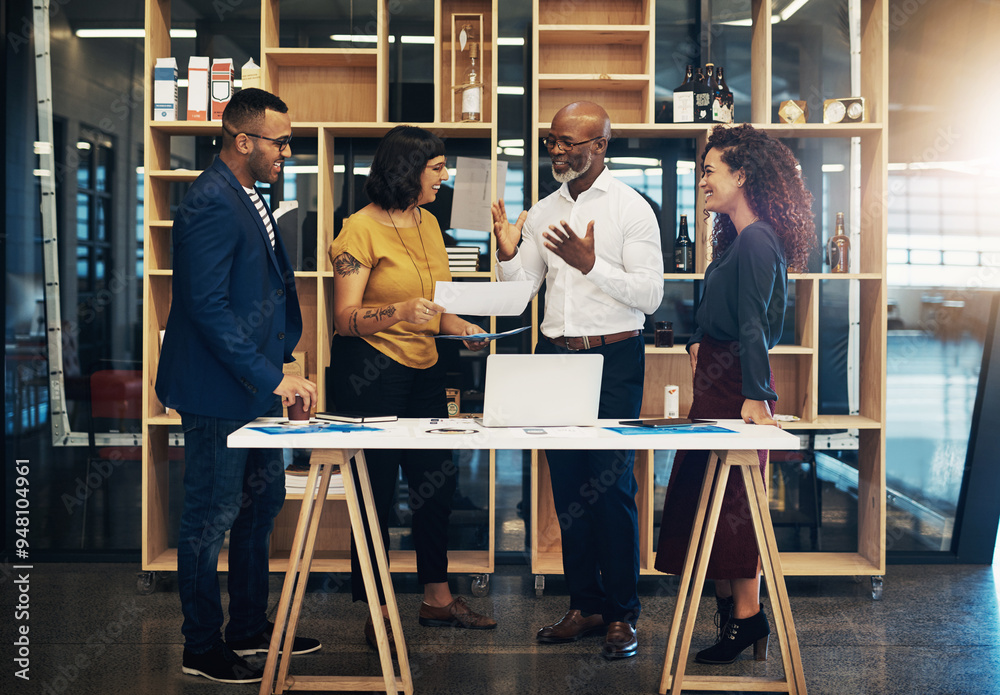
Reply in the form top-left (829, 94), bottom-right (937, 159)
top-left (702, 124), bottom-right (815, 271)
top-left (365, 125), bottom-right (446, 212)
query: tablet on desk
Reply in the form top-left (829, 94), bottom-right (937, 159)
top-left (618, 418), bottom-right (716, 428)
top-left (315, 412), bottom-right (398, 424)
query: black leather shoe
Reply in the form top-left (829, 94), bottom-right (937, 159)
top-left (695, 604), bottom-right (770, 664)
top-left (602, 621), bottom-right (638, 659)
top-left (537, 609), bottom-right (606, 643)
top-left (182, 642), bottom-right (263, 683)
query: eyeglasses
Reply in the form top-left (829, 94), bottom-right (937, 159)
top-left (541, 136), bottom-right (604, 152)
top-left (223, 125), bottom-right (293, 151)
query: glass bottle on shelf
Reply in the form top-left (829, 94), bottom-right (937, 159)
top-left (674, 214), bottom-right (694, 273)
top-left (693, 67), bottom-right (712, 123)
top-left (827, 211), bottom-right (851, 273)
top-left (670, 64), bottom-right (695, 123)
top-left (456, 23), bottom-right (483, 122)
top-left (714, 65), bottom-right (733, 123)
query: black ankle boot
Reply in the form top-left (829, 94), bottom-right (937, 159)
top-left (695, 604), bottom-right (769, 665)
top-left (714, 595), bottom-right (734, 642)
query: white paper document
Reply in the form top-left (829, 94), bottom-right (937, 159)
top-left (433, 281), bottom-right (533, 316)
top-left (451, 156), bottom-right (509, 232)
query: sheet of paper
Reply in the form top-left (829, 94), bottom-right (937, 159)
top-left (433, 280), bottom-right (533, 316)
top-left (451, 156), bottom-right (508, 232)
top-left (437, 326), bottom-right (530, 341)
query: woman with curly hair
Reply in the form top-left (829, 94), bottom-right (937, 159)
top-left (327, 125), bottom-right (495, 652)
top-left (654, 123), bottom-right (815, 664)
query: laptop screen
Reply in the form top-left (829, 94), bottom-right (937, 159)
top-left (480, 354), bottom-right (604, 427)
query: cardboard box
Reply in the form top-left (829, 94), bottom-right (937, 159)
top-left (153, 57), bottom-right (177, 121)
top-left (186, 56), bottom-right (209, 121)
top-left (211, 59), bottom-right (234, 121)
top-left (241, 58), bottom-right (261, 90)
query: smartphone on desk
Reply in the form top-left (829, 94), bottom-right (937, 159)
top-left (617, 418), bottom-right (716, 428)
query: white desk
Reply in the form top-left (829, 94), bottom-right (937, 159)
top-left (229, 418), bottom-right (800, 694)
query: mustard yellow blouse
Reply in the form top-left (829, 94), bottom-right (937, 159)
top-left (329, 210), bottom-right (451, 369)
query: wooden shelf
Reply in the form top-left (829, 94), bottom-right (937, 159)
top-left (148, 121), bottom-right (222, 136)
top-left (530, 0), bottom-right (888, 581)
top-left (145, 548), bottom-right (490, 574)
top-left (537, 25), bottom-right (651, 44)
top-left (147, 170), bottom-right (201, 181)
top-left (780, 414), bottom-right (882, 430)
top-left (790, 272), bottom-right (883, 280)
top-left (264, 48), bottom-right (378, 68)
top-left (757, 122), bottom-right (883, 139)
top-left (143, 0), bottom-right (501, 580)
top-left (538, 74), bottom-right (651, 90)
top-left (451, 270), bottom-right (492, 278)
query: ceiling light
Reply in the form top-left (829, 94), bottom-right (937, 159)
top-left (76, 141), bottom-right (92, 150)
top-left (779, 0), bottom-right (811, 21)
top-left (822, 164), bottom-right (845, 173)
top-left (400, 36), bottom-right (434, 44)
top-left (498, 37), bottom-right (525, 46)
top-left (608, 157), bottom-right (659, 166)
top-left (33, 141), bottom-right (52, 155)
top-left (497, 86), bottom-right (524, 95)
top-left (498, 139), bottom-right (524, 148)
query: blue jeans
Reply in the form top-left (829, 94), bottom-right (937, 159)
top-left (177, 400), bottom-right (285, 653)
top-left (537, 335), bottom-right (644, 625)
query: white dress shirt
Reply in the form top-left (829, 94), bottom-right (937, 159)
top-left (496, 167), bottom-right (663, 338)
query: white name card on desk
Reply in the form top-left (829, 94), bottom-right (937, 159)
top-left (434, 280), bottom-right (532, 316)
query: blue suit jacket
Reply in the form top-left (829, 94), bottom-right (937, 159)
top-left (155, 156), bottom-right (303, 420)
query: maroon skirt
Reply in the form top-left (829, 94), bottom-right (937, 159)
top-left (653, 334), bottom-right (775, 579)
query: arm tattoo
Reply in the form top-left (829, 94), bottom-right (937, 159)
top-left (349, 310), bottom-right (360, 336)
top-left (334, 252), bottom-right (363, 277)
top-left (361, 309), bottom-right (378, 320)
top-left (377, 305), bottom-right (396, 320)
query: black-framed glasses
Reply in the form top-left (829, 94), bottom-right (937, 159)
top-left (541, 136), bottom-right (604, 152)
top-left (223, 124), bottom-right (292, 151)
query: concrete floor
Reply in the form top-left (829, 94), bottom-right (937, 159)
top-left (3, 561), bottom-right (999, 694)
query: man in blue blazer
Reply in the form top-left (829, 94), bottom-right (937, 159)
top-left (156, 88), bottom-right (320, 684)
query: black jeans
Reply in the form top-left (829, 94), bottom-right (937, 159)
top-left (536, 334), bottom-right (644, 625)
top-left (327, 335), bottom-right (456, 603)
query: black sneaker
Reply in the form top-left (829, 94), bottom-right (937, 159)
top-left (229, 620), bottom-right (322, 656)
top-left (181, 642), bottom-right (263, 684)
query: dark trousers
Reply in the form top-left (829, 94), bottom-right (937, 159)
top-left (177, 399), bottom-right (285, 653)
top-left (327, 336), bottom-right (456, 603)
top-left (536, 335), bottom-right (644, 625)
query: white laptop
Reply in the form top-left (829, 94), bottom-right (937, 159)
top-left (479, 353), bottom-right (604, 427)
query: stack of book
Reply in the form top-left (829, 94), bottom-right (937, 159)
top-left (446, 246), bottom-right (479, 273)
top-left (285, 461), bottom-right (344, 497)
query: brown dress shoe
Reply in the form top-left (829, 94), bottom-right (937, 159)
top-left (602, 621), bottom-right (637, 659)
top-left (364, 614), bottom-right (398, 657)
top-left (536, 609), bottom-right (607, 643)
top-left (418, 596), bottom-right (497, 629)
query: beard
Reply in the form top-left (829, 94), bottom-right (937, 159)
top-left (551, 150), bottom-right (592, 183)
top-left (248, 148), bottom-right (280, 185)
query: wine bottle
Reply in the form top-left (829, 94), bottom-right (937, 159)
top-left (694, 67), bottom-right (712, 123)
top-left (827, 211), bottom-right (851, 273)
top-left (714, 65), bottom-right (733, 123)
top-left (671, 64), bottom-right (695, 123)
top-left (674, 215), bottom-right (694, 273)
top-left (458, 24), bottom-right (483, 122)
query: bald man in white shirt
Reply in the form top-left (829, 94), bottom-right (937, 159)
top-left (492, 101), bottom-right (663, 659)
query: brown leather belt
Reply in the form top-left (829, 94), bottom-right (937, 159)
top-left (545, 329), bottom-right (640, 351)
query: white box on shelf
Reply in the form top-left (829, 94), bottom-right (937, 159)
top-left (211, 59), bottom-right (234, 121)
top-left (187, 56), bottom-right (210, 121)
top-left (153, 57), bottom-right (178, 121)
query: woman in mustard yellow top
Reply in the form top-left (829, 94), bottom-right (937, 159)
top-left (327, 125), bottom-right (495, 651)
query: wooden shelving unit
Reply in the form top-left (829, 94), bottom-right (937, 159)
top-left (529, 0), bottom-right (888, 583)
top-left (141, 0), bottom-right (499, 583)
